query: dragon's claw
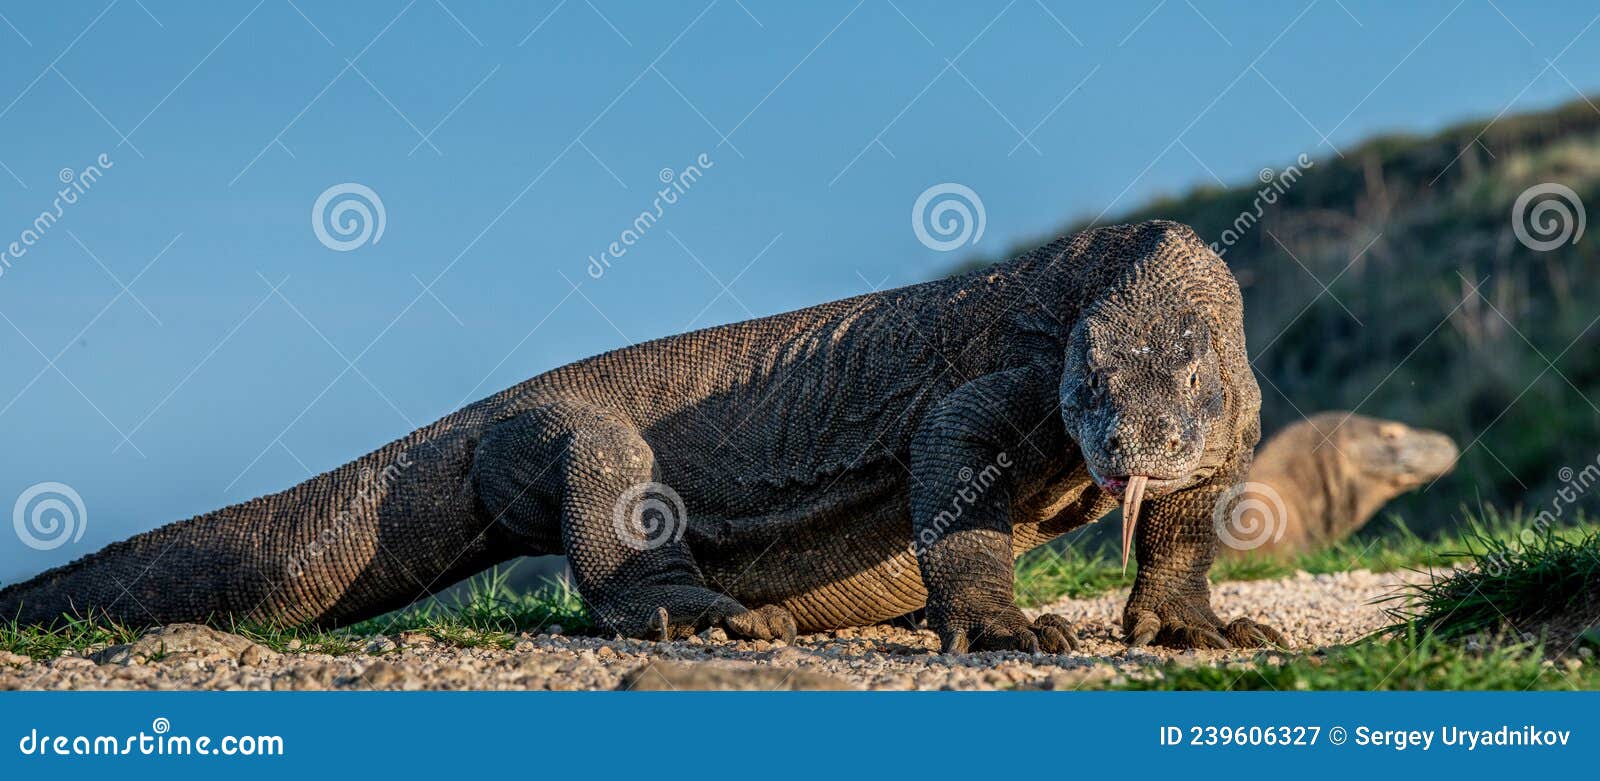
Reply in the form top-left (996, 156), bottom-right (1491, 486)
top-left (1223, 617), bottom-right (1291, 649)
top-left (939, 611), bottom-right (1079, 655)
top-left (720, 604), bottom-right (799, 644)
top-left (1124, 602), bottom-right (1287, 650)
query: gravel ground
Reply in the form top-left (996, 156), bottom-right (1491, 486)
top-left (0, 569), bottom-right (1426, 691)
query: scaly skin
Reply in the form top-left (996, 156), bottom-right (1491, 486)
top-left (1222, 412), bottom-right (1458, 558)
top-left (0, 220), bottom-right (1285, 652)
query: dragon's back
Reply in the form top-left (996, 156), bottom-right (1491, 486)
top-left (488, 277), bottom-right (962, 503)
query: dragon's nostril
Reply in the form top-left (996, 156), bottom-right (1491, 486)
top-left (1106, 434), bottom-right (1122, 452)
top-left (1166, 435), bottom-right (1182, 452)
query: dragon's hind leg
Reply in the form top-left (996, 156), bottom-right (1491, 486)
top-left (471, 401), bottom-right (795, 642)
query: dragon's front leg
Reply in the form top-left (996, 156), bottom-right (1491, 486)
top-left (909, 368), bottom-right (1080, 655)
top-left (1121, 478), bottom-right (1289, 649)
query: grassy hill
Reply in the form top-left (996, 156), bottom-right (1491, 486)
top-left (955, 97), bottom-right (1600, 534)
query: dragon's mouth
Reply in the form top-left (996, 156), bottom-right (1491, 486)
top-left (1089, 471), bottom-right (1184, 573)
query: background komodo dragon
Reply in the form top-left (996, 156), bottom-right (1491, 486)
top-left (1220, 412), bottom-right (1458, 558)
top-left (0, 220), bottom-right (1286, 653)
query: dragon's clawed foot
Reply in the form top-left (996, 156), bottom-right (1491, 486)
top-left (1124, 602), bottom-right (1290, 650)
top-left (720, 604), bottom-right (798, 644)
top-left (640, 601), bottom-right (797, 643)
top-left (1220, 617), bottom-right (1290, 649)
top-left (939, 611), bottom-right (1079, 654)
top-left (1029, 613), bottom-right (1081, 653)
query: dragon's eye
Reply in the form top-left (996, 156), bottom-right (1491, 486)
top-left (1187, 371), bottom-right (1198, 389)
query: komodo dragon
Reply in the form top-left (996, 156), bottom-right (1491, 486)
top-left (1, 220), bottom-right (1285, 652)
top-left (1219, 412), bottom-right (1458, 558)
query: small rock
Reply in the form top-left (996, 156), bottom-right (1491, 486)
top-left (1001, 665), bottom-right (1032, 684)
top-left (272, 664), bottom-right (333, 690)
top-left (768, 647), bottom-right (806, 665)
top-left (397, 631), bottom-right (435, 648)
top-left (93, 624), bottom-right (276, 667)
top-left (596, 646), bottom-right (617, 659)
top-left (112, 664), bottom-right (156, 682)
top-left (516, 655), bottom-right (560, 676)
top-left (0, 651), bottom-right (31, 667)
top-left (239, 645), bottom-right (272, 667)
top-left (359, 661), bottom-right (403, 687)
top-left (365, 637), bottom-right (398, 654)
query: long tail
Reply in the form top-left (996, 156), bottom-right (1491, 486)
top-left (0, 416), bottom-right (518, 629)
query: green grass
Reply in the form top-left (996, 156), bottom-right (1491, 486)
top-left (1107, 512), bottom-right (1600, 691)
top-left (1208, 515), bottom-right (1461, 582)
top-left (342, 568), bottom-right (592, 650)
top-left (0, 614), bottom-right (141, 662)
top-left (9, 510), bottom-right (1595, 672)
top-left (0, 567), bottom-right (591, 660)
top-left (1383, 518), bottom-right (1600, 643)
top-left (1011, 539), bottom-right (1136, 606)
top-left (1114, 627), bottom-right (1599, 690)
top-left (226, 622), bottom-right (362, 656)
top-left (1013, 511), bottom-right (1598, 609)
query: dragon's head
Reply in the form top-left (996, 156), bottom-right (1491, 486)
top-left (1327, 413), bottom-right (1458, 493)
top-left (1059, 307), bottom-right (1227, 569)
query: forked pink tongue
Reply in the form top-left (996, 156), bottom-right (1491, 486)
top-left (1121, 475), bottom-right (1149, 574)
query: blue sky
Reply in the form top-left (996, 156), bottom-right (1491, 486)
top-left (1, 0), bottom-right (1596, 581)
